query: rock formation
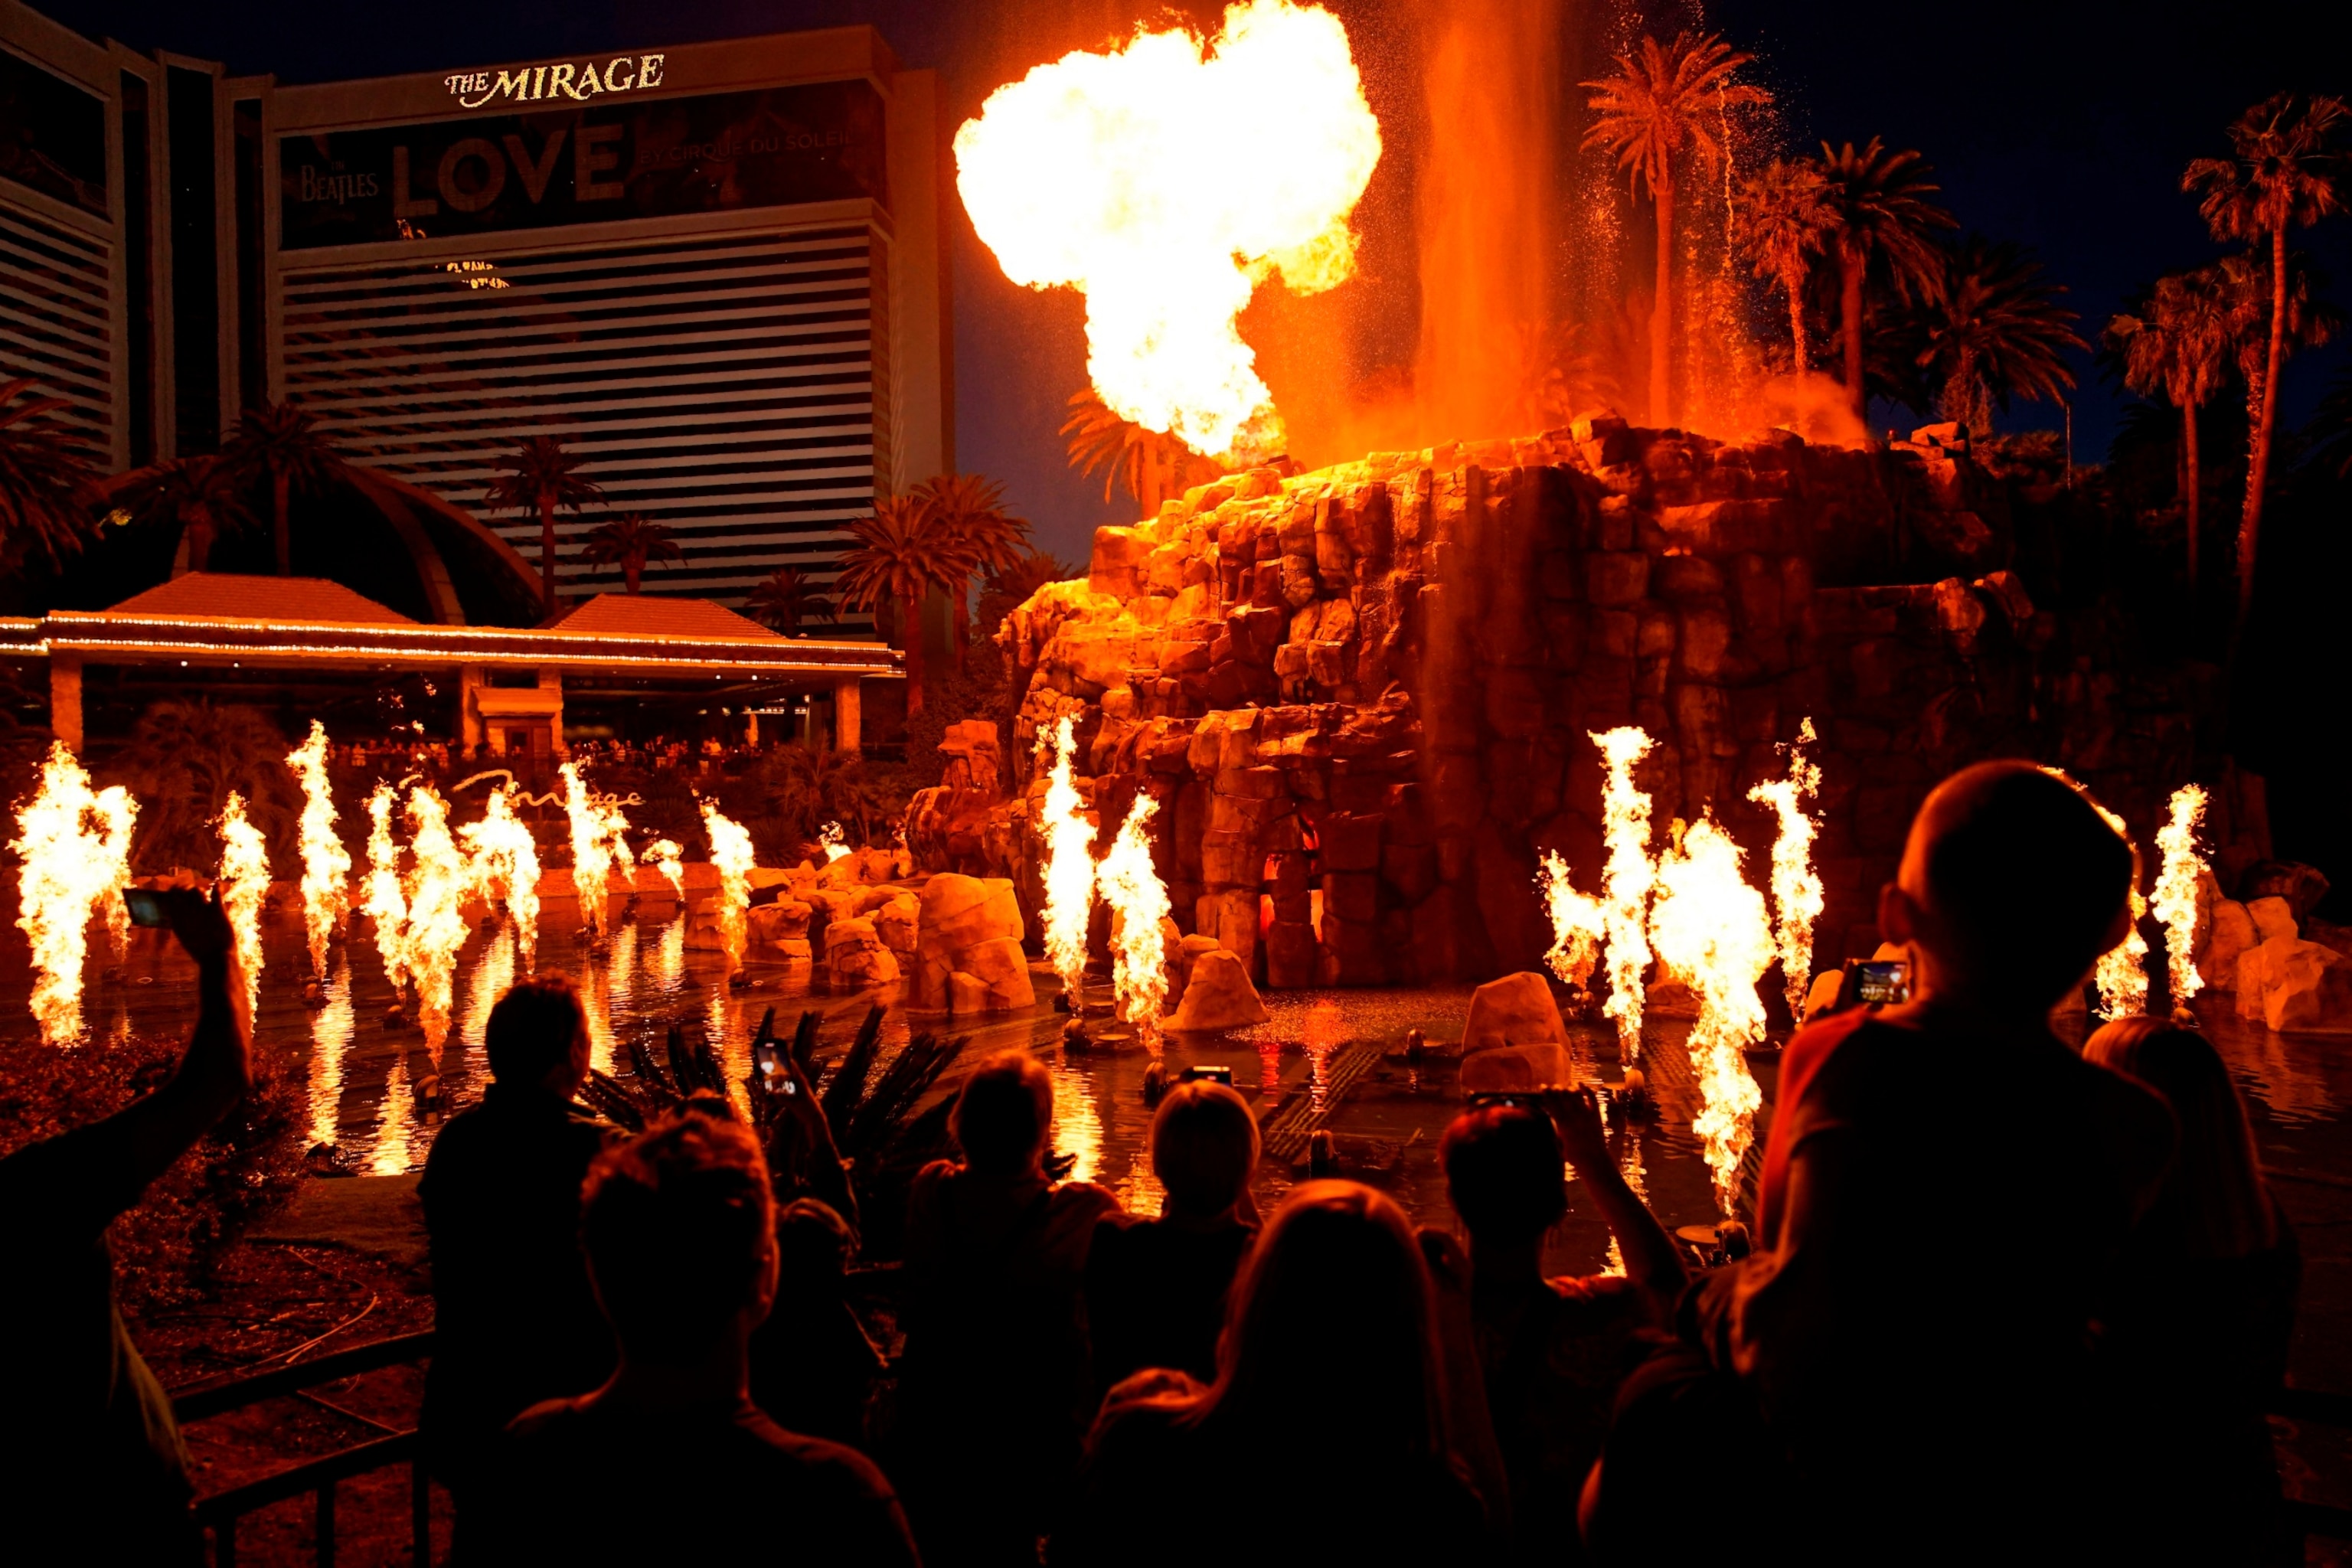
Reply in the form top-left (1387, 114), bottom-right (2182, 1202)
top-left (911, 874), bottom-right (1035, 1014)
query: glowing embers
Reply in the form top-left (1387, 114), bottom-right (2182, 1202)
top-left (1040, 717), bottom-right (1098, 1002)
top-left (1746, 717), bottom-right (1824, 1018)
top-left (286, 720), bottom-right (351, 979)
top-left (1649, 816), bottom-right (1772, 1216)
top-left (1591, 726), bottom-right (1658, 1059)
top-left (459, 784), bottom-right (542, 966)
top-left (701, 800), bottom-right (756, 972)
top-left (217, 792), bottom-right (271, 1022)
top-left (954, 0), bottom-right (1380, 465)
top-left (1537, 850), bottom-right (1605, 992)
top-left (1098, 793), bottom-right (1174, 1039)
top-left (561, 762), bottom-right (635, 937)
top-left (10, 743), bottom-right (136, 1044)
top-left (2089, 798), bottom-right (2151, 1019)
top-left (2152, 786), bottom-right (2210, 1008)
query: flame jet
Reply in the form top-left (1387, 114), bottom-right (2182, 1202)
top-left (402, 785), bottom-right (472, 1056)
top-left (955, 0), bottom-right (1380, 464)
top-left (1537, 850), bottom-right (1605, 991)
top-left (561, 762), bottom-right (633, 937)
top-left (217, 792), bottom-right (271, 1023)
top-left (285, 721), bottom-right (351, 978)
top-left (2088, 797), bottom-right (2150, 1019)
top-left (1039, 717), bottom-right (1098, 1005)
top-left (1648, 816), bottom-right (1772, 1216)
top-left (644, 838), bottom-right (686, 901)
top-left (1590, 727), bottom-right (1658, 1059)
top-left (2151, 785), bottom-right (2210, 1008)
top-left (1747, 718), bottom-right (1825, 1019)
top-left (459, 784), bottom-right (542, 965)
top-left (11, 743), bottom-right (136, 1044)
top-left (362, 783), bottom-right (410, 995)
top-left (701, 801), bottom-right (756, 972)
top-left (1098, 793), bottom-right (1174, 1038)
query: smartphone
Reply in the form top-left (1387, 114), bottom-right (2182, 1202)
top-left (123, 888), bottom-right (172, 929)
top-left (753, 1034), bottom-right (787, 1089)
top-left (1850, 959), bottom-right (1911, 1006)
top-left (1178, 1064), bottom-right (1234, 1085)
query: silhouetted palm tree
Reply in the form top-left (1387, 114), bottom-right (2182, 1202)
top-left (913, 472), bottom-right (1031, 671)
top-left (1738, 158), bottom-right (1838, 375)
top-left (0, 377), bottom-right (98, 572)
top-left (2105, 268), bottom-right (2233, 584)
top-left (1907, 236), bottom-right (2083, 438)
top-left (2186, 92), bottom-right (2350, 620)
top-left (108, 455), bottom-right (258, 573)
top-left (485, 435), bottom-right (606, 611)
top-left (220, 399), bottom-right (348, 577)
top-left (577, 512), bottom-right (683, 594)
top-left (1062, 387), bottom-right (1223, 518)
top-left (832, 495), bottom-right (972, 717)
top-left (1815, 139), bottom-right (1957, 423)
top-left (1583, 31), bottom-right (1771, 426)
top-left (745, 565), bottom-right (835, 635)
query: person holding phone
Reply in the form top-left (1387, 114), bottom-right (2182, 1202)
top-left (0, 884), bottom-right (250, 1563)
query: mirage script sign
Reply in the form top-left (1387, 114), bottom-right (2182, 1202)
top-left (278, 79), bottom-right (886, 249)
top-left (443, 54), bottom-right (668, 109)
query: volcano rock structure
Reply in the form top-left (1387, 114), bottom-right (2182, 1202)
top-left (920, 416), bottom-right (2209, 989)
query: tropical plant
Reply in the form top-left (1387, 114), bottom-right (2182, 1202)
top-left (1815, 139), bottom-right (1958, 421)
top-left (1904, 236), bottom-right (2083, 438)
top-left (107, 455), bottom-right (258, 573)
top-left (832, 495), bottom-right (973, 717)
top-left (577, 511), bottom-right (683, 594)
top-left (751, 743), bottom-right (897, 850)
top-left (100, 699), bottom-right (305, 874)
top-left (1583, 31), bottom-right (1772, 426)
top-left (219, 400), bottom-right (348, 577)
top-left (0, 377), bottom-right (99, 572)
top-left (2184, 91), bottom-right (2350, 621)
top-left (2105, 266), bottom-right (2233, 583)
top-left (1737, 158), bottom-right (1839, 374)
top-left (484, 435), bottom-right (606, 612)
top-left (912, 472), bottom-right (1031, 670)
top-left (985, 548), bottom-right (1080, 612)
top-left (1062, 387), bottom-right (1224, 518)
top-left (744, 566), bottom-right (835, 635)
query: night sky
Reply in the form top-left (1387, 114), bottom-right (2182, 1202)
top-left (34, 0), bottom-right (2350, 566)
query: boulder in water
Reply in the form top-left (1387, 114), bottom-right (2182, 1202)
top-left (1164, 948), bottom-right (1269, 1031)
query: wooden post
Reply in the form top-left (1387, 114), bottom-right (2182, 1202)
top-left (538, 668), bottom-right (566, 756)
top-left (48, 655), bottom-right (82, 753)
top-left (834, 676), bottom-right (861, 755)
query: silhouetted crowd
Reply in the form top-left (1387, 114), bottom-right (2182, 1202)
top-left (0, 762), bottom-right (2305, 1564)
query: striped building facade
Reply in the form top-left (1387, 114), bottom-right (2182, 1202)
top-left (0, 7), bottom-right (949, 621)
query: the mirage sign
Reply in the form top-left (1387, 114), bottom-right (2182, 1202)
top-left (443, 54), bottom-right (669, 109)
top-left (278, 78), bottom-right (885, 249)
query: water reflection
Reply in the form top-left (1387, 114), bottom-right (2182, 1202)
top-left (307, 959), bottom-right (353, 1148)
top-left (459, 925), bottom-right (518, 1086)
top-left (652, 916), bottom-right (685, 992)
top-left (1050, 1057), bottom-right (1106, 1184)
top-left (371, 1048), bottom-right (414, 1175)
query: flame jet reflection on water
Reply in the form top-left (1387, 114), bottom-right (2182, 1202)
top-left (1591, 727), bottom-right (1658, 1061)
top-left (307, 957), bottom-right (354, 1148)
top-left (11, 743), bottom-right (136, 1045)
top-left (1039, 717), bottom-right (1097, 1005)
top-left (1050, 1058), bottom-right (1106, 1186)
top-left (1649, 816), bottom-right (1772, 1217)
top-left (286, 722), bottom-right (351, 979)
top-left (459, 923), bottom-right (517, 1085)
top-left (2152, 786), bottom-right (2210, 1008)
top-left (217, 792), bottom-right (271, 1024)
top-left (588, 920), bottom-right (639, 1077)
top-left (371, 1048), bottom-right (416, 1174)
top-left (1747, 718), bottom-right (1824, 1019)
top-left (954, 0), bottom-right (1381, 465)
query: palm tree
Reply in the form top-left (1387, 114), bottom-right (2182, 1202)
top-left (0, 377), bottom-right (98, 572)
top-left (745, 565), bottom-right (835, 635)
top-left (220, 399), bottom-right (348, 577)
top-left (831, 495), bottom-right (972, 717)
top-left (485, 435), bottom-right (606, 611)
top-left (1906, 237), bottom-right (2084, 438)
top-left (1737, 158), bottom-right (1838, 375)
top-left (1062, 387), bottom-right (1223, 517)
top-left (913, 472), bottom-right (1031, 671)
top-left (1582, 31), bottom-right (1771, 427)
top-left (2215, 248), bottom-right (2340, 614)
top-left (1815, 139), bottom-right (1957, 423)
top-left (2105, 267), bottom-right (2232, 585)
top-left (107, 455), bottom-right (258, 573)
top-left (2187, 93), bottom-right (2350, 620)
top-left (577, 511), bottom-right (683, 594)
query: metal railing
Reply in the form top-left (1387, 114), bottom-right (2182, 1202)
top-left (174, 1331), bottom-right (436, 1568)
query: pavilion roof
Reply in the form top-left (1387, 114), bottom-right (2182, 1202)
top-left (100, 573), bottom-right (419, 625)
top-left (550, 593), bottom-right (782, 642)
